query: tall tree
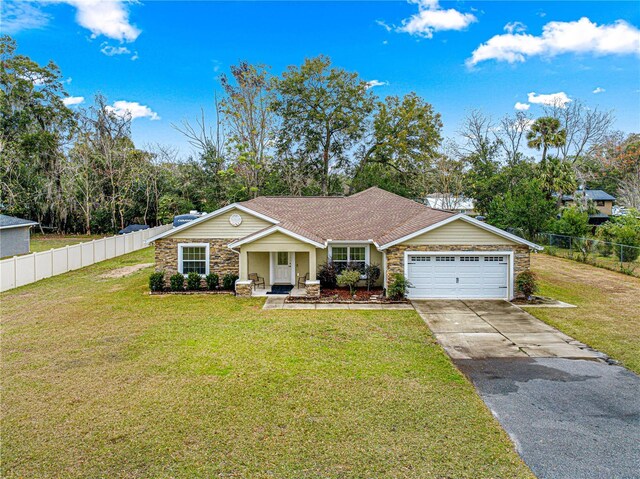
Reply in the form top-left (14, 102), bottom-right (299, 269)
top-left (220, 62), bottom-right (275, 198)
top-left (537, 156), bottom-right (577, 203)
top-left (352, 92), bottom-right (442, 196)
top-left (526, 116), bottom-right (567, 164)
top-left (543, 100), bottom-right (613, 162)
top-left (0, 35), bottom-right (75, 231)
top-left (272, 55), bottom-right (375, 195)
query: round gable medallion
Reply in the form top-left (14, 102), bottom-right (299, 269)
top-left (229, 213), bottom-right (243, 227)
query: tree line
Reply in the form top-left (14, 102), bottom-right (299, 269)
top-left (1, 35), bottom-right (638, 237)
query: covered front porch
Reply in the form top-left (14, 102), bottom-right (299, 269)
top-left (232, 230), bottom-right (322, 297)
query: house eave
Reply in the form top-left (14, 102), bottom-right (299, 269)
top-left (377, 214), bottom-right (543, 251)
top-left (145, 203), bottom-right (280, 243)
top-left (228, 225), bottom-right (326, 249)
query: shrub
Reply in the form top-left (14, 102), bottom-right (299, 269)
top-left (597, 211), bottom-right (640, 262)
top-left (169, 273), bottom-right (185, 291)
top-left (364, 264), bottom-right (381, 291)
top-left (186, 271), bottom-right (202, 290)
top-left (149, 271), bottom-right (165, 292)
top-left (205, 273), bottom-right (219, 291)
top-left (550, 206), bottom-right (591, 238)
top-left (387, 274), bottom-right (410, 300)
top-left (516, 271), bottom-right (538, 299)
top-left (336, 269), bottom-right (361, 295)
top-left (222, 273), bottom-right (239, 290)
top-left (317, 261), bottom-right (338, 289)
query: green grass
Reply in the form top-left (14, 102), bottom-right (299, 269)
top-left (529, 254), bottom-right (640, 374)
top-left (29, 233), bottom-right (104, 252)
top-left (542, 246), bottom-right (639, 278)
top-left (1, 248), bottom-right (532, 478)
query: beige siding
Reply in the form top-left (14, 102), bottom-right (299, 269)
top-left (242, 231), bottom-right (316, 252)
top-left (403, 219), bottom-right (517, 246)
top-left (369, 246), bottom-right (384, 286)
top-left (316, 248), bottom-right (328, 265)
top-left (247, 251), bottom-right (270, 287)
top-left (168, 209), bottom-right (272, 239)
top-left (295, 252), bottom-right (310, 284)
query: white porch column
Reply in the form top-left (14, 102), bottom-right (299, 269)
top-left (239, 248), bottom-right (248, 280)
top-left (308, 248), bottom-right (317, 280)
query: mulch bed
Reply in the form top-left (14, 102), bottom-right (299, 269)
top-left (511, 295), bottom-right (560, 305)
top-left (286, 287), bottom-right (409, 304)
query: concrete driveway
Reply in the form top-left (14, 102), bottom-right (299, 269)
top-left (412, 300), bottom-right (602, 360)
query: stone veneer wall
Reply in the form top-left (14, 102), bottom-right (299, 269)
top-left (154, 238), bottom-right (239, 278)
top-left (235, 280), bottom-right (253, 297)
top-left (385, 244), bottom-right (531, 290)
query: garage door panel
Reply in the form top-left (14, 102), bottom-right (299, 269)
top-left (407, 254), bottom-right (509, 299)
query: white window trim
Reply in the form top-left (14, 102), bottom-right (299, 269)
top-left (329, 243), bottom-right (370, 279)
top-left (178, 242), bottom-right (210, 276)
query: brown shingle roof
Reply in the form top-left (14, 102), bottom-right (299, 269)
top-left (239, 187), bottom-right (454, 246)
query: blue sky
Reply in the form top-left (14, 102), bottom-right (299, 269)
top-left (3, 0), bottom-right (640, 158)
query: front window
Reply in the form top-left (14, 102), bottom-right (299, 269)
top-left (179, 244), bottom-right (209, 275)
top-left (595, 200), bottom-right (605, 207)
top-left (330, 245), bottom-right (367, 274)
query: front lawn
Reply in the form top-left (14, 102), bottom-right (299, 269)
top-left (1, 248), bottom-right (532, 478)
top-left (529, 254), bottom-right (640, 374)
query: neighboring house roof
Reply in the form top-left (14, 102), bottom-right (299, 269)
top-left (0, 214), bottom-right (38, 230)
top-left (562, 189), bottom-right (616, 202)
top-left (425, 194), bottom-right (475, 211)
top-left (147, 187), bottom-right (540, 250)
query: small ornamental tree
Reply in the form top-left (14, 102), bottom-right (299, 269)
top-left (364, 264), bottom-right (381, 291)
top-left (515, 271), bottom-right (538, 300)
top-left (337, 269), bottom-right (361, 296)
top-left (317, 261), bottom-right (338, 289)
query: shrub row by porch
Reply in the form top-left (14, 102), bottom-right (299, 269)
top-left (149, 271), bottom-right (239, 292)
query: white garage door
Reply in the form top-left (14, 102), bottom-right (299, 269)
top-left (406, 254), bottom-right (509, 299)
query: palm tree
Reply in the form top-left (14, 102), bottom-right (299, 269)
top-left (538, 156), bottom-right (577, 203)
top-left (527, 117), bottom-right (567, 164)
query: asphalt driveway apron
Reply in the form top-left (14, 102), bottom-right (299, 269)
top-left (412, 300), bottom-right (640, 479)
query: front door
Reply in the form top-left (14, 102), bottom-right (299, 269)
top-left (274, 252), bottom-right (292, 284)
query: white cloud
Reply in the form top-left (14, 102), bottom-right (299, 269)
top-left (504, 21), bottom-right (527, 34)
top-left (592, 87), bottom-right (605, 94)
top-left (397, 0), bottom-right (477, 39)
top-left (100, 43), bottom-right (131, 56)
top-left (514, 102), bottom-right (530, 111)
top-left (63, 0), bottom-right (141, 42)
top-left (1, 1), bottom-right (50, 33)
top-left (63, 96), bottom-right (85, 106)
top-left (376, 19), bottom-right (392, 32)
top-left (468, 17), bottom-right (640, 66)
top-left (527, 91), bottom-right (572, 107)
top-left (106, 101), bottom-right (160, 121)
top-left (366, 80), bottom-right (389, 88)
top-left (2, 1), bottom-right (140, 42)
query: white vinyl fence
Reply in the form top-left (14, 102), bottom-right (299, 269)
top-left (0, 224), bottom-right (172, 292)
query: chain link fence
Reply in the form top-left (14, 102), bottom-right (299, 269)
top-left (535, 233), bottom-right (640, 277)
